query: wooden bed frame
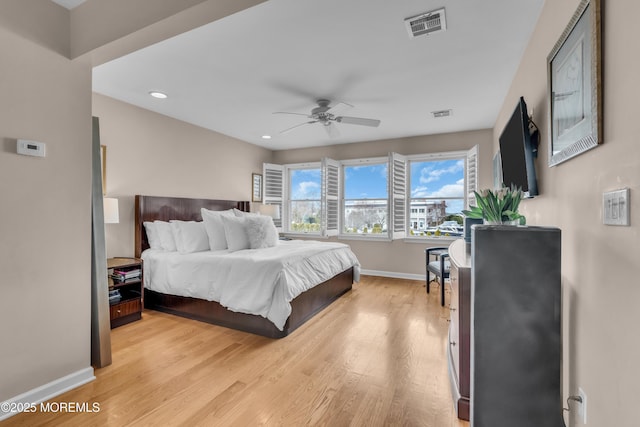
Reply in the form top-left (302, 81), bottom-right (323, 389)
top-left (134, 195), bottom-right (354, 338)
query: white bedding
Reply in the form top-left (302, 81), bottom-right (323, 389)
top-left (141, 240), bottom-right (360, 330)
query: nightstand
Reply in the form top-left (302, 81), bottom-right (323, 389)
top-left (107, 257), bottom-right (143, 328)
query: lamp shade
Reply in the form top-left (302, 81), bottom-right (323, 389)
top-left (103, 197), bottom-right (119, 224)
top-left (259, 204), bottom-right (280, 219)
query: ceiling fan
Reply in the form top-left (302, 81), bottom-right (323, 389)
top-left (273, 99), bottom-right (381, 138)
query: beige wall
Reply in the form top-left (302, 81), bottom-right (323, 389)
top-left (273, 130), bottom-right (494, 276)
top-left (0, 0), bottom-right (263, 407)
top-left (0, 11), bottom-right (92, 400)
top-left (272, 129), bottom-right (493, 166)
top-left (0, 0), bottom-right (70, 57)
top-left (93, 94), bottom-right (272, 258)
top-left (494, 1), bottom-right (640, 425)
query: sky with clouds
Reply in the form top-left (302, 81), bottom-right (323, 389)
top-left (410, 159), bottom-right (464, 198)
top-left (290, 169), bottom-right (321, 199)
top-left (289, 159), bottom-right (465, 212)
top-left (344, 164), bottom-right (387, 199)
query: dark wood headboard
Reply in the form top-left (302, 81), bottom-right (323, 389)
top-left (134, 195), bottom-right (250, 258)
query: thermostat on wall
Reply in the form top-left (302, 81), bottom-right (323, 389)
top-left (17, 139), bottom-right (46, 157)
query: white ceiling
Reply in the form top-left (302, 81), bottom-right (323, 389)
top-left (91, 0), bottom-right (544, 151)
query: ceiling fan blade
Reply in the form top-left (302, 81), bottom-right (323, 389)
top-left (273, 111), bottom-right (312, 117)
top-left (336, 116), bottom-right (381, 127)
top-left (324, 122), bottom-right (340, 138)
top-left (326, 102), bottom-right (353, 116)
top-left (280, 120), bottom-right (317, 134)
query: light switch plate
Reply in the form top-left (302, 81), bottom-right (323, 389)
top-left (603, 188), bottom-right (630, 226)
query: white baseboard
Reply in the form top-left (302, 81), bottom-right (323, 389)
top-left (361, 269), bottom-right (424, 281)
top-left (0, 367), bottom-right (95, 421)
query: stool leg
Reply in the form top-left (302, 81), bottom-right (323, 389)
top-left (426, 270), bottom-right (430, 293)
top-left (440, 256), bottom-right (446, 306)
top-left (425, 250), bottom-right (430, 293)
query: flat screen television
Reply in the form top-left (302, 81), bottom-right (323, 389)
top-left (498, 96), bottom-right (539, 197)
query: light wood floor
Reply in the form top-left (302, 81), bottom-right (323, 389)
top-left (5, 276), bottom-right (469, 427)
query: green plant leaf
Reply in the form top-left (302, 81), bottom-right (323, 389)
top-left (469, 186), bottom-right (525, 224)
top-left (462, 206), bottom-right (483, 219)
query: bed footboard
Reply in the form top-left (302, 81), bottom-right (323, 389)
top-left (144, 267), bottom-right (354, 338)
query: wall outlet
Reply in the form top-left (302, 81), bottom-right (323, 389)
top-left (578, 387), bottom-right (587, 424)
top-left (603, 188), bottom-right (630, 226)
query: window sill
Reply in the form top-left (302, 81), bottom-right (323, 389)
top-left (403, 236), bottom-right (462, 244)
top-left (281, 234), bottom-right (463, 244)
top-left (338, 234), bottom-right (391, 242)
top-left (282, 233), bottom-right (325, 239)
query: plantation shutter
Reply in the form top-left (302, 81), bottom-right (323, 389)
top-left (466, 145), bottom-right (478, 209)
top-left (262, 163), bottom-right (284, 229)
top-left (389, 152), bottom-right (407, 239)
top-left (321, 158), bottom-right (340, 237)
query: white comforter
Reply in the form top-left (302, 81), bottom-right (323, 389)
top-left (141, 240), bottom-right (360, 330)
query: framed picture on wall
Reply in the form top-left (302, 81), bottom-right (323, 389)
top-left (547, 0), bottom-right (602, 166)
top-left (252, 173), bottom-right (262, 202)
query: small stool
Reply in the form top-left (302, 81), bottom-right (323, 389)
top-left (425, 247), bottom-right (450, 306)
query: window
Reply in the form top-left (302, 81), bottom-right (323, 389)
top-left (342, 161), bottom-right (388, 235)
top-left (288, 165), bottom-right (321, 233)
top-left (262, 146), bottom-right (476, 240)
top-left (408, 156), bottom-right (465, 238)
top-left (263, 159), bottom-right (340, 236)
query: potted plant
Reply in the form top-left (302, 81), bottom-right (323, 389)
top-left (462, 185), bottom-right (526, 225)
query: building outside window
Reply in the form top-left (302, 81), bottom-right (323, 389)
top-left (408, 158), bottom-right (465, 238)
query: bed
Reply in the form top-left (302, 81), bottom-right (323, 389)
top-left (134, 195), bottom-right (358, 338)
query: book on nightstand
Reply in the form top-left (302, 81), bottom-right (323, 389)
top-left (111, 269), bottom-right (141, 282)
top-left (108, 289), bottom-right (122, 304)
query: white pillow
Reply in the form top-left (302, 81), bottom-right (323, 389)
top-left (154, 221), bottom-right (177, 252)
top-left (170, 220), bottom-right (209, 254)
top-left (201, 208), bottom-right (235, 250)
top-left (221, 216), bottom-right (250, 252)
top-left (233, 208), bottom-right (258, 217)
top-left (143, 221), bottom-right (162, 250)
top-left (245, 216), bottom-right (279, 249)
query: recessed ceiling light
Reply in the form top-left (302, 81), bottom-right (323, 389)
top-left (149, 91), bottom-right (168, 99)
top-left (261, 135), bottom-right (272, 139)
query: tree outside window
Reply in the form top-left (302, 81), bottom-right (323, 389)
top-left (289, 168), bottom-right (321, 233)
top-left (343, 163), bottom-right (387, 235)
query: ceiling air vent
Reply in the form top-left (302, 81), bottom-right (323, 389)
top-left (432, 109), bottom-right (452, 118)
top-left (405, 8), bottom-right (446, 38)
